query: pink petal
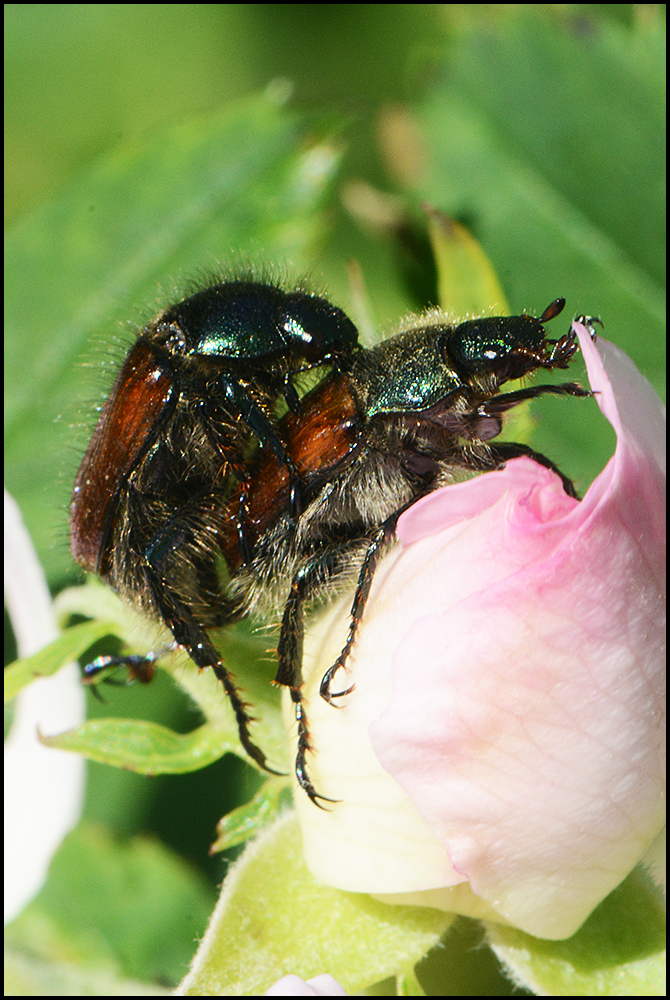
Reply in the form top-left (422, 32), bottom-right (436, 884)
top-left (369, 324), bottom-right (665, 938)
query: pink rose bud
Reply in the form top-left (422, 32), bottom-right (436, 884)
top-left (293, 320), bottom-right (665, 940)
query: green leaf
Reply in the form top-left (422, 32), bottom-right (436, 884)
top-left (4, 621), bottom-right (118, 702)
top-left (210, 779), bottom-right (286, 852)
top-left (40, 718), bottom-right (241, 775)
top-left (5, 820), bottom-right (214, 989)
top-left (47, 581), bottom-right (289, 777)
top-left (425, 206), bottom-right (509, 318)
top-left (179, 812), bottom-right (452, 995)
top-left (485, 866), bottom-right (666, 995)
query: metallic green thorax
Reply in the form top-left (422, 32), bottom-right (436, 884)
top-left (354, 326), bottom-right (462, 417)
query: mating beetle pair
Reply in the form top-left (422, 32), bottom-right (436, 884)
top-left (70, 280), bottom-right (590, 803)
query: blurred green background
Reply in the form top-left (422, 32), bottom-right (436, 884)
top-left (5, 5), bottom-right (665, 993)
top-left (5, 4), bottom-right (447, 225)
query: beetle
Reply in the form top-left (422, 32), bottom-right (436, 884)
top-left (71, 278), bottom-right (359, 770)
top-left (71, 290), bottom-right (591, 802)
top-left (70, 279), bottom-right (360, 570)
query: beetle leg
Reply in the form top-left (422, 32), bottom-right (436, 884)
top-left (319, 513), bottom-right (402, 705)
top-left (318, 489), bottom-right (439, 707)
top-left (490, 441), bottom-right (581, 499)
top-left (83, 649), bottom-right (160, 689)
top-left (219, 376), bottom-right (304, 518)
top-left (479, 380), bottom-right (591, 419)
top-left (282, 376), bottom-right (301, 414)
top-left (277, 555), bottom-right (344, 806)
top-left (153, 577), bottom-right (282, 775)
top-left (276, 535), bottom-right (380, 806)
top-left (138, 512), bottom-right (282, 776)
